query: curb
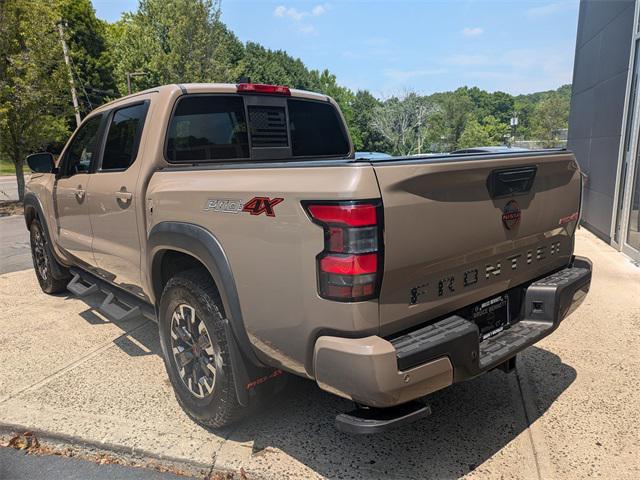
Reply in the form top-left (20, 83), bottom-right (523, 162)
top-left (0, 421), bottom-right (217, 476)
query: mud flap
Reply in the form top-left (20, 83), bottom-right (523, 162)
top-left (223, 318), bottom-right (282, 407)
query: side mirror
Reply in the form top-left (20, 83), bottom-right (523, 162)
top-left (26, 152), bottom-right (56, 174)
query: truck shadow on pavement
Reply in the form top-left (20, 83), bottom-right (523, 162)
top-left (228, 346), bottom-right (575, 480)
top-left (71, 295), bottom-right (158, 358)
top-left (70, 293), bottom-right (575, 480)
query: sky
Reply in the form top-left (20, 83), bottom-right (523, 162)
top-left (93, 0), bottom-right (580, 97)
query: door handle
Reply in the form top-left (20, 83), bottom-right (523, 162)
top-left (74, 186), bottom-right (85, 202)
top-left (114, 188), bottom-right (133, 205)
top-left (115, 191), bottom-right (133, 200)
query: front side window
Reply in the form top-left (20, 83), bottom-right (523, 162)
top-left (166, 96), bottom-right (249, 162)
top-left (64, 114), bottom-right (103, 176)
top-left (101, 103), bottom-right (149, 171)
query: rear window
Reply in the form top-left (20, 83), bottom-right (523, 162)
top-left (288, 98), bottom-right (349, 157)
top-left (165, 95), bottom-right (349, 163)
top-left (166, 96), bottom-right (249, 162)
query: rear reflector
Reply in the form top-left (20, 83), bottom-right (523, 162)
top-left (321, 281), bottom-right (375, 300)
top-left (304, 200), bottom-right (383, 302)
top-left (237, 83), bottom-right (291, 96)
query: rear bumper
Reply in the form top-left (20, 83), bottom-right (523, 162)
top-left (313, 256), bottom-right (592, 408)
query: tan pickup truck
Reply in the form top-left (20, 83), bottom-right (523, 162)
top-left (24, 83), bottom-right (592, 434)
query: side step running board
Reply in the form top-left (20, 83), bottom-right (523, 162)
top-left (67, 268), bottom-right (153, 323)
top-left (67, 273), bottom-right (99, 297)
top-left (99, 292), bottom-right (142, 322)
top-left (335, 401), bottom-right (431, 434)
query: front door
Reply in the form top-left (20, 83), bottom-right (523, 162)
top-left (54, 114), bottom-right (104, 266)
top-left (88, 100), bottom-right (150, 291)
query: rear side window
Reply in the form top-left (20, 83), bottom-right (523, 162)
top-left (101, 102), bottom-right (149, 171)
top-left (288, 99), bottom-right (349, 157)
top-left (167, 96), bottom-right (249, 162)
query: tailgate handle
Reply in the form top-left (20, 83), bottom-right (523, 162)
top-left (487, 166), bottom-right (537, 198)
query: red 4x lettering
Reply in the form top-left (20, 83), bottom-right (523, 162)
top-left (242, 197), bottom-right (284, 217)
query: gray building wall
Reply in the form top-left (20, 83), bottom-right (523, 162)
top-left (568, 0), bottom-right (635, 241)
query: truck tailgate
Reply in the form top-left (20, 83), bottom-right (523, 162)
top-left (372, 151), bottom-right (581, 336)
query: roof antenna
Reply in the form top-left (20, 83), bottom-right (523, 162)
top-left (238, 76), bottom-right (251, 84)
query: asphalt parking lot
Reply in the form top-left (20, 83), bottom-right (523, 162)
top-left (0, 175), bottom-right (25, 202)
top-left (0, 215), bottom-right (32, 275)
top-left (0, 227), bottom-right (639, 479)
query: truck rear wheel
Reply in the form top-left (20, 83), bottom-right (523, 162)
top-left (158, 268), bottom-right (247, 429)
top-left (29, 219), bottom-right (69, 294)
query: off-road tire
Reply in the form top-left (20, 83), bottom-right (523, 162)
top-left (158, 268), bottom-right (247, 429)
top-left (29, 219), bottom-right (69, 294)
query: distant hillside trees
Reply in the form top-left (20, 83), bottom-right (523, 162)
top-left (370, 85), bottom-right (571, 154)
top-left (0, 0), bottom-right (573, 199)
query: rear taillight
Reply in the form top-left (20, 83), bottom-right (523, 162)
top-left (304, 200), bottom-right (383, 302)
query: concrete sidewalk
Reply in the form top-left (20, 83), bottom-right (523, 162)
top-left (0, 229), bottom-right (638, 479)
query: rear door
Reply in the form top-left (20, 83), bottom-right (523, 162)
top-left (87, 100), bottom-right (150, 290)
top-left (54, 114), bottom-right (104, 266)
top-left (372, 151), bottom-right (582, 335)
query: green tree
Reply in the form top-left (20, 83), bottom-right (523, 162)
top-left (531, 93), bottom-right (570, 147)
top-left (457, 118), bottom-right (492, 149)
top-left (430, 89), bottom-right (474, 150)
top-left (106, 0), bottom-right (244, 95)
top-left (465, 86), bottom-right (491, 120)
top-left (513, 98), bottom-right (535, 139)
top-left (57, 0), bottom-right (116, 112)
top-left (514, 84), bottom-right (571, 140)
top-left (0, 0), bottom-right (71, 200)
top-left (487, 91), bottom-right (514, 125)
top-left (372, 92), bottom-right (438, 155)
top-left (482, 115), bottom-right (510, 145)
top-left (350, 90), bottom-right (391, 152)
top-left (240, 42), bottom-right (315, 89)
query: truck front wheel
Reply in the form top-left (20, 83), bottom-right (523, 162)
top-left (29, 219), bottom-right (69, 294)
top-left (158, 268), bottom-right (247, 429)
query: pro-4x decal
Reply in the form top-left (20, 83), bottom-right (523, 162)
top-left (203, 196), bottom-right (284, 217)
top-left (242, 197), bottom-right (284, 217)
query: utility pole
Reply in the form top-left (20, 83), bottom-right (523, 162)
top-left (510, 112), bottom-right (519, 147)
top-left (57, 23), bottom-right (81, 128)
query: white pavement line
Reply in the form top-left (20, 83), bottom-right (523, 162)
top-left (515, 363), bottom-right (556, 480)
top-left (0, 318), bottom-right (151, 406)
top-left (508, 371), bottom-right (541, 480)
top-left (210, 416), bottom-right (248, 472)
